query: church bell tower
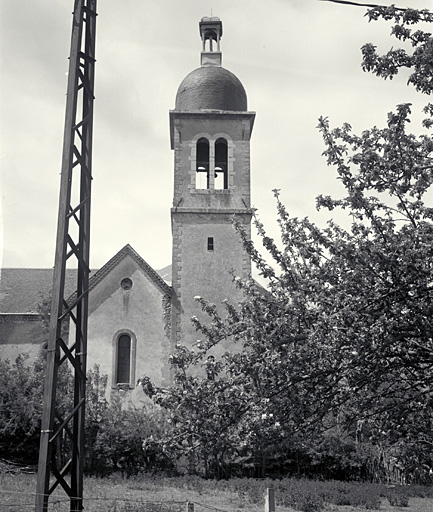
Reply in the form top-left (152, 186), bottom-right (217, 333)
top-left (170, 17), bottom-right (255, 351)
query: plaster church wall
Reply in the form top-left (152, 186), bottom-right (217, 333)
top-left (0, 314), bottom-right (47, 363)
top-left (171, 211), bottom-right (251, 358)
top-left (0, 268), bottom-right (76, 364)
top-left (0, 247), bottom-right (171, 407)
top-left (68, 251), bottom-right (171, 405)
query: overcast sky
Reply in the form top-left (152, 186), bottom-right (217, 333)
top-left (0, 0), bottom-right (431, 272)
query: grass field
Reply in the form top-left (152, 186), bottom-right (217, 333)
top-left (1, 472), bottom-right (433, 511)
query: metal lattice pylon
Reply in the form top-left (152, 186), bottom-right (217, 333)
top-left (35, 1), bottom-right (97, 511)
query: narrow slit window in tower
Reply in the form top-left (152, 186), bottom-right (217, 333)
top-left (196, 138), bottom-right (210, 189)
top-left (215, 138), bottom-right (228, 190)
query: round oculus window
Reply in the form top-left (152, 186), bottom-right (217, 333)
top-left (121, 278), bottom-right (133, 290)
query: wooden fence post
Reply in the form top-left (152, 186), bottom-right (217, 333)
top-left (265, 486), bottom-right (275, 512)
top-left (187, 502), bottom-right (194, 512)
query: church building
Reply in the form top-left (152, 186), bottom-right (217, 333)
top-left (0, 17), bottom-right (255, 405)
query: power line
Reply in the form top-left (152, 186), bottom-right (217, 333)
top-left (318, 0), bottom-right (413, 12)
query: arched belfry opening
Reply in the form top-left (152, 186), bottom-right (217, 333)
top-left (215, 138), bottom-right (228, 190)
top-left (196, 138), bottom-right (210, 189)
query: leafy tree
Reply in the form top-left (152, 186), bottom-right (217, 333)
top-left (361, 5), bottom-right (433, 96)
top-left (139, 354), bottom-right (247, 478)
top-left (0, 352), bottom-right (73, 462)
top-left (0, 352), bottom-right (113, 471)
top-left (0, 354), bottom-right (43, 460)
top-left (141, 5), bottom-right (433, 482)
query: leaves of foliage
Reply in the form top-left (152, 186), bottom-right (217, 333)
top-left (139, 6), bottom-right (433, 481)
top-left (362, 6), bottom-right (433, 95)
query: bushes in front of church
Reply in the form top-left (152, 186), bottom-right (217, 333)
top-left (2, 351), bottom-right (432, 483)
top-left (0, 353), bottom-right (41, 462)
top-left (0, 352), bottom-right (73, 463)
top-left (87, 390), bottom-right (176, 476)
top-left (0, 353), bottom-right (175, 475)
top-left (0, 353), bottom-right (101, 464)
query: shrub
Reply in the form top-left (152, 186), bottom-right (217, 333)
top-left (90, 394), bottom-right (176, 476)
top-left (387, 493), bottom-right (409, 507)
top-left (385, 486), bottom-right (410, 507)
top-left (0, 352), bottom-right (73, 462)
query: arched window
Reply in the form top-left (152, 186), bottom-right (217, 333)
top-left (112, 330), bottom-right (137, 389)
top-left (196, 138), bottom-right (210, 189)
top-left (116, 334), bottom-right (131, 384)
top-left (214, 138), bottom-right (228, 190)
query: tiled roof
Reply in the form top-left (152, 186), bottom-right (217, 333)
top-left (157, 264), bottom-right (172, 285)
top-left (0, 268), bottom-right (77, 314)
top-left (175, 66), bottom-right (247, 112)
top-left (0, 245), bottom-right (171, 314)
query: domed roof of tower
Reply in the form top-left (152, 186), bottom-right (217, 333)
top-left (175, 66), bottom-right (247, 111)
top-left (174, 17), bottom-right (248, 112)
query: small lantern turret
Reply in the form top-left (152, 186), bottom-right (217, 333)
top-left (199, 16), bottom-right (223, 67)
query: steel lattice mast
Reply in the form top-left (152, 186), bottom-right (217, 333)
top-left (35, 1), bottom-right (97, 511)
